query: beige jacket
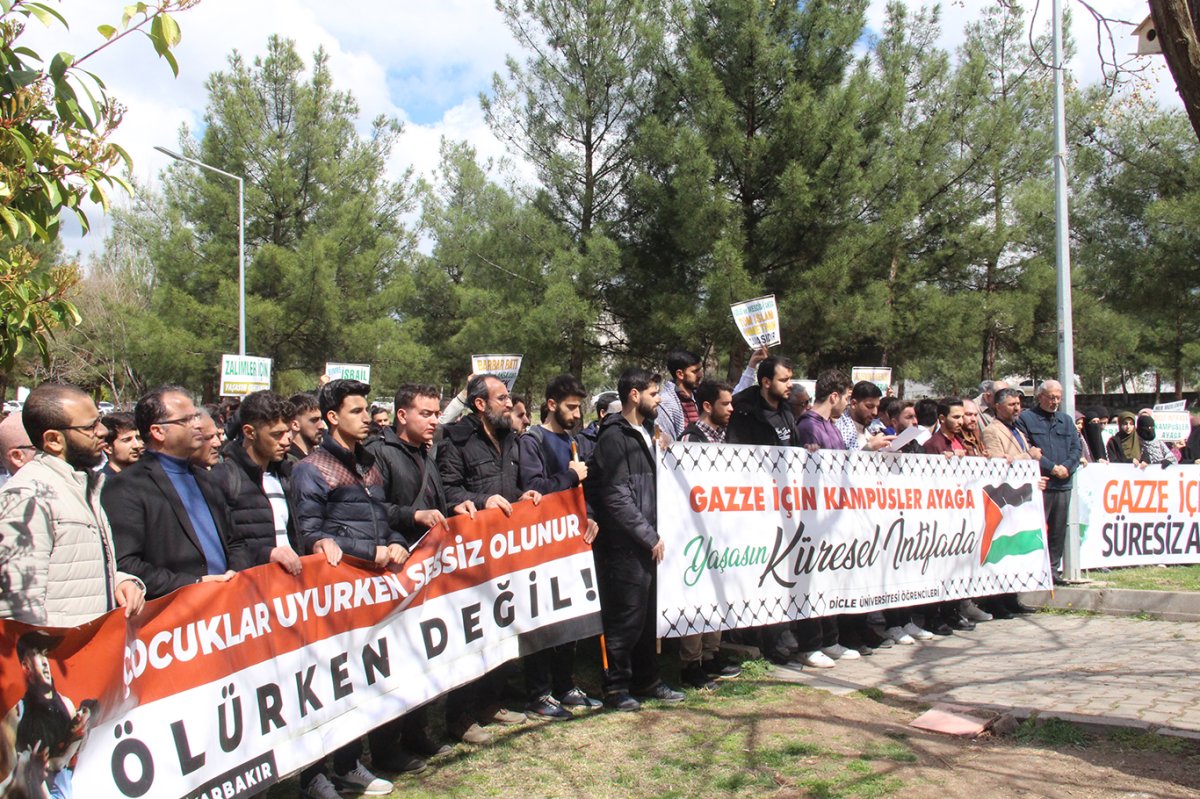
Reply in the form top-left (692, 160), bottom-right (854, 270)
top-left (0, 452), bottom-right (137, 626)
top-left (981, 421), bottom-right (1033, 461)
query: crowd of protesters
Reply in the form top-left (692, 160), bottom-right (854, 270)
top-left (0, 349), bottom-right (1197, 798)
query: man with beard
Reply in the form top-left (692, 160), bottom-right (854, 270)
top-left (677, 380), bottom-right (742, 689)
top-left (924, 398), bottom-right (968, 456)
top-left (104, 386), bottom-right (246, 600)
top-left (437, 375), bottom-right (541, 738)
top-left (1016, 380), bottom-right (1081, 584)
top-left (588, 368), bottom-right (685, 710)
top-left (516, 374), bottom-right (603, 718)
top-left (834, 381), bottom-right (894, 451)
top-left (728, 357), bottom-right (797, 448)
top-left (0, 383), bottom-right (145, 626)
top-left (657, 350), bottom-right (704, 443)
top-left (286, 392), bottom-right (325, 464)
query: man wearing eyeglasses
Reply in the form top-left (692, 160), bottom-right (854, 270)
top-left (0, 411), bottom-right (35, 486)
top-left (0, 383), bottom-right (145, 626)
top-left (103, 386), bottom-right (248, 600)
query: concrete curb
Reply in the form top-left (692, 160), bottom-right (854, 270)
top-left (1022, 587), bottom-right (1200, 622)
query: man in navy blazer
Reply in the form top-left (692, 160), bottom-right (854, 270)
top-left (103, 386), bottom-right (249, 600)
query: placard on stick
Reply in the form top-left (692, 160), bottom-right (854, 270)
top-left (730, 295), bottom-right (780, 348)
top-left (471, 354), bottom-right (523, 390)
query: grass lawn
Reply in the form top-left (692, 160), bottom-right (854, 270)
top-left (1087, 564), bottom-right (1200, 592)
top-left (263, 656), bottom-right (1200, 799)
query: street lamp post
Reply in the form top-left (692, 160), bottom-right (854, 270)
top-left (154, 146), bottom-right (246, 356)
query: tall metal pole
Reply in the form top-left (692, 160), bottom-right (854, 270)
top-left (1052, 0), bottom-right (1080, 581)
top-left (237, 176), bottom-right (245, 355)
top-left (154, 146), bottom-right (247, 356)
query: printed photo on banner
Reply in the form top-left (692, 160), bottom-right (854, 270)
top-left (1076, 463), bottom-right (1200, 569)
top-left (0, 490), bottom-right (599, 799)
top-left (729, 295), bottom-right (780, 349)
top-left (655, 443), bottom-right (1051, 638)
top-left (471, 355), bottom-right (523, 390)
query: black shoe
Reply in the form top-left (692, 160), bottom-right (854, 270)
top-left (930, 622), bottom-right (953, 636)
top-left (402, 733), bottom-right (451, 758)
top-left (860, 628), bottom-right (894, 649)
top-left (527, 694), bottom-right (573, 720)
top-left (604, 692), bottom-right (640, 711)
top-left (681, 664), bottom-right (718, 691)
top-left (988, 604), bottom-right (1013, 620)
top-left (1009, 601), bottom-right (1037, 614)
top-left (703, 659), bottom-right (742, 679)
top-left (947, 616), bottom-right (975, 632)
top-left (373, 749), bottom-right (427, 775)
top-left (766, 648), bottom-right (793, 666)
top-left (1052, 574), bottom-right (1068, 586)
top-left (556, 687), bottom-right (602, 709)
top-left (635, 683), bottom-right (686, 703)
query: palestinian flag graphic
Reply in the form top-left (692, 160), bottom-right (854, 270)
top-left (980, 483), bottom-right (1046, 565)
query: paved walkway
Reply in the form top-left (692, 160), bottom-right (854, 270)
top-left (773, 612), bottom-right (1200, 735)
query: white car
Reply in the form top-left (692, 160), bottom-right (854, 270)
top-left (98, 401), bottom-right (115, 414)
top-left (3, 401), bottom-right (21, 414)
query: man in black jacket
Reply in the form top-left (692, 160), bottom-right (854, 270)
top-left (727, 356), bottom-right (797, 448)
top-left (516, 374), bottom-right (602, 719)
top-left (436, 374), bottom-right (541, 740)
top-left (365, 383), bottom-right (474, 757)
top-left (288, 379), bottom-right (401, 797)
top-left (104, 386), bottom-right (249, 600)
top-left (590, 368), bottom-right (685, 711)
top-left (213, 390), bottom-right (343, 574)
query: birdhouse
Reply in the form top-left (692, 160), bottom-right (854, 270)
top-left (1132, 15), bottom-right (1162, 55)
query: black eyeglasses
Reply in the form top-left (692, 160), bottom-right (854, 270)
top-left (155, 413), bottom-right (202, 427)
top-left (57, 418), bottom-right (103, 434)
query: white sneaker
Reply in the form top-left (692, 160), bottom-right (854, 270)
top-left (902, 622), bottom-right (935, 641)
top-left (300, 774), bottom-right (341, 799)
top-left (332, 761), bottom-right (392, 796)
top-left (821, 643), bottom-right (859, 660)
top-left (961, 601), bottom-right (993, 622)
top-left (799, 650), bottom-right (836, 668)
top-left (778, 629), bottom-right (799, 651)
top-left (884, 626), bottom-right (916, 645)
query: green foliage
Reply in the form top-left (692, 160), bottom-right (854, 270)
top-left (118, 36), bottom-right (421, 397)
top-left (0, 0), bottom-right (191, 372)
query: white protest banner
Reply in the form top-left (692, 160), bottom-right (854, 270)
top-left (1153, 411), bottom-right (1190, 443)
top-left (851, 367), bottom-right (892, 394)
top-left (220, 354), bottom-right (272, 396)
top-left (656, 444), bottom-right (1050, 638)
top-left (729, 295), bottom-right (780, 348)
top-left (0, 490), bottom-right (598, 799)
top-left (1076, 463), bottom-right (1200, 568)
top-left (1154, 400), bottom-right (1187, 412)
top-left (471, 354), bottom-right (523, 390)
top-left (325, 362), bottom-right (372, 383)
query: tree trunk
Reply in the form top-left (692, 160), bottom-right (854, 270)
top-left (1150, 0), bottom-right (1200, 142)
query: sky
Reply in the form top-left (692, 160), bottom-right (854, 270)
top-left (23, 0), bottom-right (1180, 261)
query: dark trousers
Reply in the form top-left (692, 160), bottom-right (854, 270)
top-left (795, 616), bottom-right (838, 651)
top-left (367, 707), bottom-right (428, 766)
top-left (300, 741), bottom-right (361, 787)
top-left (883, 607), bottom-right (911, 627)
top-left (596, 547), bottom-right (659, 696)
top-left (525, 642), bottom-right (577, 701)
top-left (1044, 489), bottom-right (1070, 574)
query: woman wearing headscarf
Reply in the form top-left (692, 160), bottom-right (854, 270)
top-left (1082, 407), bottom-right (1108, 463)
top-left (1105, 411), bottom-right (1141, 464)
top-left (1136, 415), bottom-right (1173, 465)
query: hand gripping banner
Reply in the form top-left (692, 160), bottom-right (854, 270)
top-left (656, 444), bottom-right (1052, 638)
top-left (0, 488), bottom-right (598, 799)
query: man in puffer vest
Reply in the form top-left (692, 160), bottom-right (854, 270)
top-left (0, 382), bottom-right (145, 626)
